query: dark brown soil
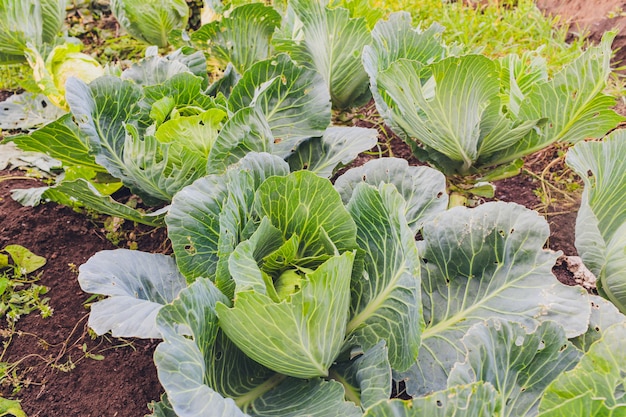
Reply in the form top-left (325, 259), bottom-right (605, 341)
top-left (0, 173), bottom-right (165, 416)
top-left (1, 0), bottom-right (624, 415)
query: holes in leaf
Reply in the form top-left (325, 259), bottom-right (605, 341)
top-left (215, 350), bottom-right (223, 361)
top-left (436, 400), bottom-right (443, 407)
top-left (362, 175), bottom-right (367, 181)
top-left (41, 100), bottom-right (47, 108)
top-left (595, 326), bottom-right (601, 332)
top-left (587, 170), bottom-right (594, 178)
top-left (498, 230), bottom-right (506, 238)
top-left (436, 192), bottom-right (443, 198)
top-left (422, 258), bottom-right (428, 264)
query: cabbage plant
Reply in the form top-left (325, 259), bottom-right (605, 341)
top-left (366, 17), bottom-right (623, 198)
top-left (566, 129), bottom-right (626, 313)
top-left (0, 0), bottom-right (66, 64)
top-left (111, 0), bottom-right (189, 48)
top-left (8, 49), bottom-right (376, 225)
top-left (74, 154), bottom-right (608, 416)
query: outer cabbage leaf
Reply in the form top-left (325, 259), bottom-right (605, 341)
top-left (448, 319), bottom-right (581, 417)
top-left (121, 49), bottom-right (208, 87)
top-left (344, 182), bottom-right (422, 371)
top-left (155, 277), bottom-right (361, 417)
top-left (334, 158), bottom-right (448, 233)
top-left (538, 323), bottom-right (626, 416)
top-left (486, 31), bottom-right (624, 166)
top-left (275, 0), bottom-right (372, 109)
top-left (154, 278), bottom-right (247, 417)
top-left (111, 0), bottom-right (189, 47)
top-left (399, 202), bottom-right (589, 396)
top-left (40, 179), bottom-right (167, 227)
top-left (228, 53), bottom-right (331, 150)
top-left (363, 382), bottom-right (500, 417)
top-left (331, 341), bottom-right (391, 409)
top-left (166, 153), bottom-right (290, 283)
top-left (78, 249), bottom-right (187, 338)
top-left (9, 114), bottom-right (101, 171)
top-left (566, 130), bottom-right (626, 312)
top-left (570, 295), bottom-right (626, 352)
top-left (191, 3), bottom-right (281, 73)
top-left (0, 92), bottom-right (65, 130)
top-left (206, 107), bottom-right (275, 174)
top-left (362, 12), bottom-right (445, 134)
top-left (286, 126), bottom-right (377, 178)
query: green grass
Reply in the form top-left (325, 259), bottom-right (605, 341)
top-left (0, 65), bottom-right (30, 92)
top-left (375, 0), bottom-right (588, 73)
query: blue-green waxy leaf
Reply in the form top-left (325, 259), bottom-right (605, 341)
top-left (286, 126), bottom-right (378, 178)
top-left (216, 252), bottom-right (354, 379)
top-left (362, 11), bottom-right (445, 132)
top-left (167, 153), bottom-right (290, 283)
top-left (332, 341), bottom-right (392, 409)
top-left (192, 3), bottom-right (281, 73)
top-left (228, 53), bottom-right (331, 152)
top-left (363, 382), bottom-right (500, 417)
top-left (79, 250), bottom-right (187, 338)
top-left (121, 50), bottom-right (207, 87)
top-left (538, 323), bottom-right (626, 416)
top-left (334, 158), bottom-right (448, 233)
top-left (400, 202), bottom-right (589, 396)
top-left (66, 76), bottom-right (147, 179)
top-left (377, 55), bottom-right (539, 174)
top-left (111, 0), bottom-right (189, 48)
top-left (448, 320), bottom-right (582, 417)
top-left (345, 182), bottom-right (422, 372)
top-left (207, 108), bottom-right (275, 175)
top-left (488, 31), bottom-right (624, 166)
top-left (244, 378), bottom-right (361, 417)
top-left (275, 0), bottom-right (371, 109)
top-left (154, 278), bottom-right (247, 417)
top-left (570, 295), bottom-right (626, 352)
top-left (566, 130), bottom-right (626, 313)
top-left (0, 92), bottom-right (66, 130)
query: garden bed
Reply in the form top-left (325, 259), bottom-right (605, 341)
top-left (1, 0), bottom-right (625, 415)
